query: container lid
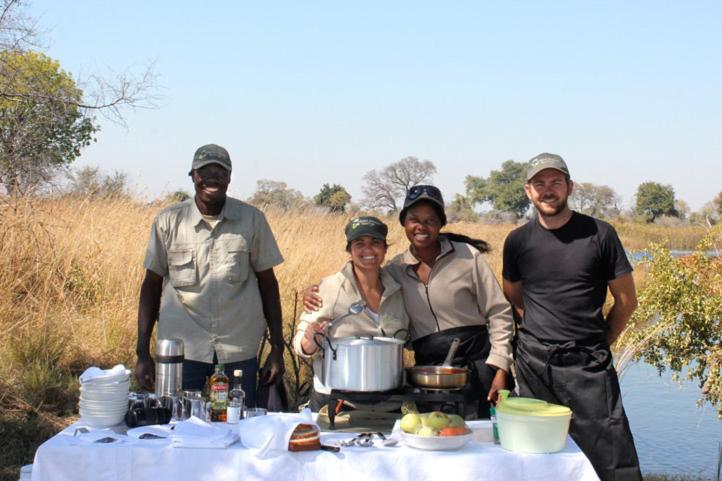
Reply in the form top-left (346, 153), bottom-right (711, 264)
top-left (496, 397), bottom-right (572, 417)
top-left (156, 339), bottom-right (184, 357)
top-left (331, 336), bottom-right (405, 346)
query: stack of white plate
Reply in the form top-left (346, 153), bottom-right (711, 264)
top-left (78, 365), bottom-right (130, 427)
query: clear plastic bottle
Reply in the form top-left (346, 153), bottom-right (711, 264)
top-left (227, 369), bottom-right (245, 424)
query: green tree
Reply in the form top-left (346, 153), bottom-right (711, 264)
top-left (715, 192), bottom-right (722, 217)
top-left (570, 182), bottom-right (620, 218)
top-left (66, 166), bottom-right (129, 199)
top-left (314, 183), bottom-right (351, 213)
top-left (247, 179), bottom-right (305, 211)
top-left (635, 181), bottom-right (677, 223)
top-left (0, 50), bottom-right (97, 194)
top-left (446, 194), bottom-right (479, 223)
top-left (616, 231), bottom-right (722, 417)
top-left (465, 160), bottom-right (530, 218)
top-left (362, 156), bottom-right (436, 213)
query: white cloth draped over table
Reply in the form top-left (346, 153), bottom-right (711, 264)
top-left (31, 418), bottom-right (599, 481)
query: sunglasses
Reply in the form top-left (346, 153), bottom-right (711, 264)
top-left (406, 185), bottom-right (443, 202)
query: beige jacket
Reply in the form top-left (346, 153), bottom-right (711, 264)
top-left (293, 261), bottom-right (409, 394)
top-left (385, 236), bottom-right (513, 372)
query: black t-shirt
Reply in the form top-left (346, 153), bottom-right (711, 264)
top-left (502, 212), bottom-right (632, 342)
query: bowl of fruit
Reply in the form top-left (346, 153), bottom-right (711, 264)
top-left (398, 411), bottom-right (473, 451)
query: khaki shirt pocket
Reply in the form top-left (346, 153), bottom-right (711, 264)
top-left (222, 236), bottom-right (250, 283)
top-left (167, 248), bottom-right (197, 287)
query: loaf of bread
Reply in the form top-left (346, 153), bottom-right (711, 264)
top-left (288, 423), bottom-right (321, 451)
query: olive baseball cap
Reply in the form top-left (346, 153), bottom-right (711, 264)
top-left (345, 216), bottom-right (388, 242)
top-left (192, 144), bottom-right (232, 172)
top-left (526, 153), bottom-right (569, 181)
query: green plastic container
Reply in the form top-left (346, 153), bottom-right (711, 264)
top-left (496, 397), bottom-right (572, 453)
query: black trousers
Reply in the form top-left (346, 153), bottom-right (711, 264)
top-left (515, 332), bottom-right (642, 481)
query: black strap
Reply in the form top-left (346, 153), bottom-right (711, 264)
top-left (156, 355), bottom-right (184, 363)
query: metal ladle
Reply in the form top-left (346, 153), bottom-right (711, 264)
top-left (327, 301), bottom-right (365, 330)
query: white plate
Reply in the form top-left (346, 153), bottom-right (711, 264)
top-left (79, 390), bottom-right (128, 402)
top-left (401, 431), bottom-right (473, 451)
top-left (79, 412), bottom-right (126, 428)
top-left (79, 400), bottom-right (128, 410)
top-left (80, 379), bottom-right (130, 390)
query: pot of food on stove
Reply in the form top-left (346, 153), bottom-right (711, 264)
top-left (406, 338), bottom-right (470, 389)
top-left (314, 334), bottom-right (406, 392)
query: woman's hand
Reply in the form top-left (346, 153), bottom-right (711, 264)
top-left (300, 319), bottom-right (329, 355)
top-left (486, 368), bottom-right (508, 405)
top-left (303, 285), bottom-right (323, 312)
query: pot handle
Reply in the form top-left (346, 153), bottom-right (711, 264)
top-left (314, 332), bottom-right (338, 360)
top-left (391, 328), bottom-right (410, 342)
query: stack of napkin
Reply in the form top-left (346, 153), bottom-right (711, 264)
top-left (238, 409), bottom-right (317, 457)
top-left (170, 416), bottom-right (239, 449)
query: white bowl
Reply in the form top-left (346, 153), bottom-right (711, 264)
top-left (80, 379), bottom-right (130, 389)
top-left (79, 390), bottom-right (128, 402)
top-left (79, 399), bottom-right (128, 410)
top-left (401, 431), bottom-right (473, 451)
top-left (79, 412), bottom-right (126, 428)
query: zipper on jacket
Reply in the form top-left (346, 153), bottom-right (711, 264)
top-left (424, 283), bottom-right (441, 333)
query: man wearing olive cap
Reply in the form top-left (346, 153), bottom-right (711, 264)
top-left (135, 144), bottom-right (285, 407)
top-left (503, 153), bottom-right (641, 481)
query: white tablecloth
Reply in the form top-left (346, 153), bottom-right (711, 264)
top-left (31, 420), bottom-right (599, 481)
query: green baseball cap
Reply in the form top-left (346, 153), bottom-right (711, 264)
top-left (192, 144), bottom-right (232, 172)
top-left (526, 153), bottom-right (569, 181)
top-left (345, 216), bottom-right (388, 242)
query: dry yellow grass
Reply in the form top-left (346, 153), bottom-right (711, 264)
top-left (0, 196), bottom-right (712, 479)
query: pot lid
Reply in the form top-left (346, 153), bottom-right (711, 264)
top-left (330, 336), bottom-right (405, 346)
top-left (496, 397), bottom-right (572, 417)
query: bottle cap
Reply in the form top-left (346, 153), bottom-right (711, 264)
top-left (233, 369), bottom-right (243, 377)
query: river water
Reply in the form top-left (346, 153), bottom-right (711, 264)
top-left (620, 362), bottom-right (721, 478)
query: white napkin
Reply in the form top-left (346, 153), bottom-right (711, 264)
top-left (127, 424), bottom-right (175, 442)
top-left (237, 409), bottom-right (316, 457)
top-left (170, 416), bottom-right (239, 449)
top-left (79, 364), bottom-right (130, 384)
top-left (58, 426), bottom-right (129, 445)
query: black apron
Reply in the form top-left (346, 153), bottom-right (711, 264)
top-left (515, 331), bottom-right (642, 481)
top-left (413, 325), bottom-right (511, 419)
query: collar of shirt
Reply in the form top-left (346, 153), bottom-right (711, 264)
top-left (400, 235), bottom-right (455, 266)
top-left (188, 197), bottom-right (244, 229)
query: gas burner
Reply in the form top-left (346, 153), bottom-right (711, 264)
top-left (416, 386), bottom-right (464, 393)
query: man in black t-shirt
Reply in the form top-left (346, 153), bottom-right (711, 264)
top-left (503, 153), bottom-right (642, 481)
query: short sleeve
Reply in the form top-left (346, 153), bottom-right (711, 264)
top-left (502, 233), bottom-right (521, 282)
top-left (143, 216), bottom-right (168, 277)
top-left (602, 225), bottom-right (633, 280)
top-left (250, 211), bottom-right (284, 272)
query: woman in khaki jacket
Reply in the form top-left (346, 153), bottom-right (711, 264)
top-left (293, 216), bottom-right (409, 411)
top-left (305, 187), bottom-right (514, 418)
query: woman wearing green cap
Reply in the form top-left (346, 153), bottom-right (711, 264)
top-left (305, 187), bottom-right (513, 418)
top-left (293, 216), bottom-right (409, 411)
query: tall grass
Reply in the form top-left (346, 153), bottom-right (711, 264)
top-left (0, 197), bottom-right (711, 481)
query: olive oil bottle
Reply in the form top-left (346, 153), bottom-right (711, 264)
top-left (209, 364), bottom-right (229, 422)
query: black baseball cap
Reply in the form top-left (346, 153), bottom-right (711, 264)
top-left (192, 144), bottom-right (232, 172)
top-left (399, 185), bottom-right (447, 226)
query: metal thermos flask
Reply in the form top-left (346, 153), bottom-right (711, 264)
top-left (155, 339), bottom-right (184, 397)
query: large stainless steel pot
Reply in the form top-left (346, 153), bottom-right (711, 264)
top-left (315, 335), bottom-right (405, 392)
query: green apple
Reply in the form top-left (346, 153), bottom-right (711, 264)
top-left (424, 411), bottom-right (450, 430)
top-left (447, 414), bottom-right (465, 428)
top-left (400, 413), bottom-right (422, 434)
top-left (417, 426), bottom-right (437, 437)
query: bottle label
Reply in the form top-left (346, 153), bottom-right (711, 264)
top-left (227, 405), bottom-right (241, 424)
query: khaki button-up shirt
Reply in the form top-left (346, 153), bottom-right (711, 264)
top-left (385, 237), bottom-right (513, 372)
top-left (144, 197), bottom-right (283, 364)
top-left (293, 261), bottom-right (409, 394)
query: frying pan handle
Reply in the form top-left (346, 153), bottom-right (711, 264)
top-left (442, 338), bottom-right (461, 366)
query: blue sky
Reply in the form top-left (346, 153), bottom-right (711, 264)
top-left (30, 1), bottom-right (722, 210)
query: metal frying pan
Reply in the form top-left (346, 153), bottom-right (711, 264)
top-left (406, 338), bottom-right (470, 389)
